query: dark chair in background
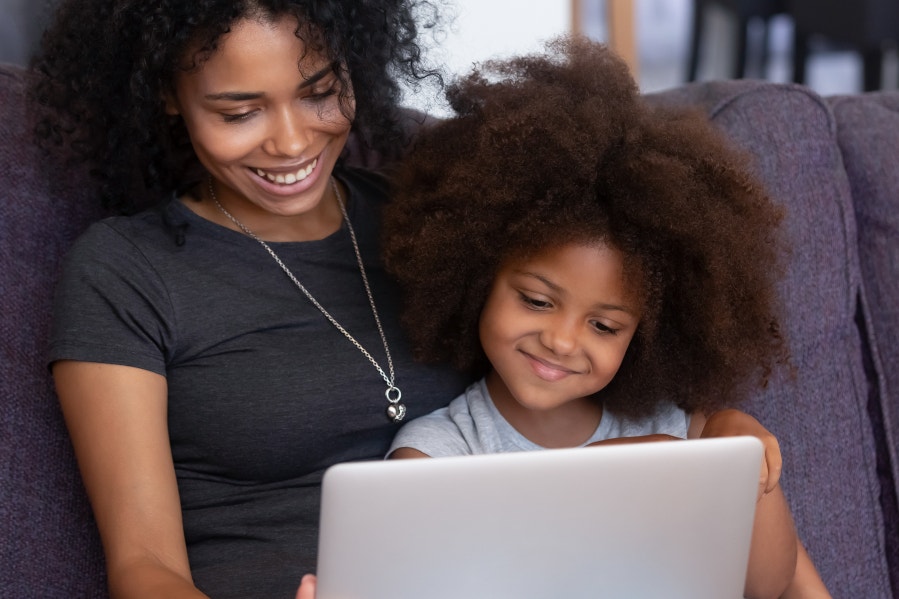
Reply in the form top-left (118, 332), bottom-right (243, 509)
top-left (788, 0), bottom-right (899, 91)
top-left (688, 0), bottom-right (788, 81)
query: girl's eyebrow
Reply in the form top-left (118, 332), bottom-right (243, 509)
top-left (517, 270), bottom-right (562, 293)
top-left (204, 62), bottom-right (338, 101)
top-left (517, 269), bottom-right (636, 315)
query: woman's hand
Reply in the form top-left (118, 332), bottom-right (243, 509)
top-left (296, 574), bottom-right (317, 599)
top-left (698, 409), bottom-right (782, 497)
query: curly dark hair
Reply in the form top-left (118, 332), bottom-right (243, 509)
top-left (29, 0), bottom-right (442, 214)
top-left (383, 36), bottom-right (788, 418)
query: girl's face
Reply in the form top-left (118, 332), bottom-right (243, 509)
top-left (480, 242), bottom-right (641, 417)
top-left (166, 16), bottom-right (353, 237)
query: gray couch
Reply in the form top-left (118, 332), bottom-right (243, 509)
top-left (1, 60), bottom-right (897, 598)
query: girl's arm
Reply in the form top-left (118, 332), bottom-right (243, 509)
top-left (388, 447), bottom-right (431, 459)
top-left (743, 481), bottom-right (798, 599)
top-left (780, 541), bottom-right (832, 599)
top-left (53, 361), bottom-right (208, 599)
top-left (690, 410), bottom-right (798, 599)
top-left (689, 409), bottom-right (782, 496)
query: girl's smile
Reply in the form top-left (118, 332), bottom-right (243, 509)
top-left (479, 242), bottom-right (642, 444)
top-left (521, 350), bottom-right (583, 382)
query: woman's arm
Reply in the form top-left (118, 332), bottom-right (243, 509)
top-left (53, 361), bottom-right (207, 599)
top-left (690, 410), bottom-right (797, 599)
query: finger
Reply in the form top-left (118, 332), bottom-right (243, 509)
top-left (764, 436), bottom-right (783, 493)
top-left (758, 458), bottom-right (769, 501)
top-left (296, 574), bottom-right (317, 599)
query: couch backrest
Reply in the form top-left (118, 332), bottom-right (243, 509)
top-left (828, 91), bottom-right (899, 594)
top-left (0, 63), bottom-right (108, 597)
top-left (648, 80), bottom-right (895, 598)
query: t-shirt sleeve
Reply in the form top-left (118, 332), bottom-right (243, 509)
top-left (387, 405), bottom-right (475, 458)
top-left (48, 221), bottom-right (174, 375)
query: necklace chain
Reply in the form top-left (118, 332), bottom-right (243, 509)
top-left (208, 178), bottom-right (406, 422)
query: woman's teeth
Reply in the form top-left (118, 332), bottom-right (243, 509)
top-left (256, 159), bottom-right (317, 185)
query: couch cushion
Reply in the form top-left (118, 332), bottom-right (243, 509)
top-left (828, 90), bottom-right (899, 595)
top-left (648, 80), bottom-right (892, 598)
top-left (0, 62), bottom-right (108, 598)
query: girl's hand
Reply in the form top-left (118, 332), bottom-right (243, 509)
top-left (586, 433), bottom-right (681, 447)
top-left (700, 409), bottom-right (782, 497)
top-left (296, 574), bottom-right (317, 599)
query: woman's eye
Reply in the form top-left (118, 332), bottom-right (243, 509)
top-left (221, 111), bottom-right (255, 123)
top-left (308, 82), bottom-right (339, 101)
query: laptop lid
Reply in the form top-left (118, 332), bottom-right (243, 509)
top-left (316, 436), bottom-right (762, 599)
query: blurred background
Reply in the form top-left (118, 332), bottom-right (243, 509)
top-left (3, 0), bottom-right (897, 115)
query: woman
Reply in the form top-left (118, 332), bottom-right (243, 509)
top-left (33, 2), bottom-right (467, 597)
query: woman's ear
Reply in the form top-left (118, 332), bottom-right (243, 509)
top-left (163, 91), bottom-right (181, 116)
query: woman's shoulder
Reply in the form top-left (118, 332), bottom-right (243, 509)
top-left (337, 164), bottom-right (390, 204)
top-left (60, 201), bottom-right (205, 282)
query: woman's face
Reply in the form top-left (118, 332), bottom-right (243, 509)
top-left (166, 15), bottom-right (353, 236)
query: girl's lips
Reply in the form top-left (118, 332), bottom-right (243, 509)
top-left (522, 351), bottom-right (578, 382)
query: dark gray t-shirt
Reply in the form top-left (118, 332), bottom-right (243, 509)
top-left (49, 167), bottom-right (469, 599)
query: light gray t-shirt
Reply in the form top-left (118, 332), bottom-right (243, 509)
top-left (389, 378), bottom-right (690, 457)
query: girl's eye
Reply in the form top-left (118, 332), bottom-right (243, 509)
top-left (591, 321), bottom-right (619, 335)
top-left (519, 292), bottom-right (552, 310)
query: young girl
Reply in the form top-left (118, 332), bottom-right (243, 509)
top-left (34, 1), bottom-right (468, 598)
top-left (378, 37), bottom-right (829, 599)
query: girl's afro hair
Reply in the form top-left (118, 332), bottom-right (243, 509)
top-left (383, 36), bottom-right (789, 418)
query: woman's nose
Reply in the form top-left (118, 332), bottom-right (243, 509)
top-left (264, 108), bottom-right (311, 157)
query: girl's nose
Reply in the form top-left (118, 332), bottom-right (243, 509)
top-left (264, 108), bottom-right (311, 157)
top-left (540, 316), bottom-right (579, 356)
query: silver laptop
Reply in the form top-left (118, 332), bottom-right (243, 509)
top-left (316, 436), bottom-right (762, 599)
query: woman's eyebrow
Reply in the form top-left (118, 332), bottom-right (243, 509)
top-left (204, 62), bottom-right (338, 101)
top-left (297, 62), bottom-right (339, 88)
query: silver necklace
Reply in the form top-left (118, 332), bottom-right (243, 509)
top-left (208, 178), bottom-right (406, 423)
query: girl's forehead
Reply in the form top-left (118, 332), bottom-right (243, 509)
top-left (507, 239), bottom-right (619, 267)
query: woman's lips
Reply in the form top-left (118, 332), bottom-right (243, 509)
top-left (253, 158), bottom-right (318, 185)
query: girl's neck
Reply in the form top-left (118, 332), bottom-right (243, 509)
top-left (484, 371), bottom-right (603, 449)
